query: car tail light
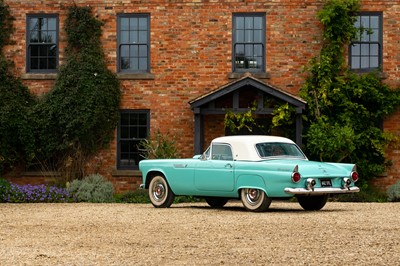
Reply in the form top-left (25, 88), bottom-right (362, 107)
top-left (351, 165), bottom-right (359, 182)
top-left (291, 165), bottom-right (301, 183)
top-left (351, 171), bottom-right (358, 182)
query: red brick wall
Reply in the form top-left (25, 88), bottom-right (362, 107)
top-left (3, 0), bottom-right (400, 192)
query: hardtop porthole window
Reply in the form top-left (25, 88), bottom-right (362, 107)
top-left (117, 14), bottom-right (150, 73)
top-left (26, 14), bottom-right (58, 72)
top-left (349, 12), bottom-right (382, 71)
top-left (117, 110), bottom-right (150, 170)
top-left (232, 13), bottom-right (266, 73)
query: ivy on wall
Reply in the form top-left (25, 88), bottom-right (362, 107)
top-left (0, 3), bottom-right (121, 180)
top-left (300, 0), bottom-right (400, 182)
top-left (0, 0), bottom-right (36, 173)
top-left (32, 5), bottom-right (121, 179)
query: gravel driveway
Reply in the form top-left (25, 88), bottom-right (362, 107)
top-left (0, 201), bottom-right (399, 265)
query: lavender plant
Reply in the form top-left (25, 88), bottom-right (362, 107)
top-left (0, 179), bottom-right (76, 203)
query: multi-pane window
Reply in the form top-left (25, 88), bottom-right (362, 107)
top-left (117, 14), bottom-right (150, 72)
top-left (117, 110), bottom-right (149, 170)
top-left (349, 13), bottom-right (382, 71)
top-left (233, 13), bottom-right (265, 72)
top-left (26, 14), bottom-right (58, 72)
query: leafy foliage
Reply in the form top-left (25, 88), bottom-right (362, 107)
top-left (299, 0), bottom-right (400, 182)
top-left (32, 5), bottom-right (120, 178)
top-left (387, 180), bottom-right (400, 202)
top-left (0, 1), bottom-right (36, 173)
top-left (0, 0), bottom-right (13, 50)
top-left (224, 103), bottom-right (261, 134)
top-left (68, 174), bottom-right (114, 203)
top-left (332, 182), bottom-right (388, 202)
top-left (139, 130), bottom-right (180, 159)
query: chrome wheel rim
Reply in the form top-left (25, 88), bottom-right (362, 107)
top-left (152, 182), bottom-right (166, 202)
top-left (245, 189), bottom-right (261, 205)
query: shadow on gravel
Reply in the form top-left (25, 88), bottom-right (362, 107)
top-left (169, 203), bottom-right (350, 213)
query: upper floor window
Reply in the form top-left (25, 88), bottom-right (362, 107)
top-left (117, 110), bottom-right (150, 170)
top-left (349, 12), bottom-right (382, 71)
top-left (233, 13), bottom-right (265, 73)
top-left (26, 14), bottom-right (58, 72)
top-left (117, 14), bottom-right (150, 73)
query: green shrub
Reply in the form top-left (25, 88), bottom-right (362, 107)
top-left (332, 183), bottom-right (387, 202)
top-left (114, 190), bottom-right (150, 203)
top-left (68, 174), bottom-right (114, 203)
top-left (139, 130), bottom-right (180, 159)
top-left (387, 181), bottom-right (400, 202)
top-left (0, 178), bottom-right (11, 201)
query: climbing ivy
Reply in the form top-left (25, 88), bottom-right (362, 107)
top-left (224, 106), bottom-right (258, 134)
top-left (300, 0), bottom-right (400, 181)
top-left (0, 0), bottom-right (36, 174)
top-left (32, 5), bottom-right (121, 179)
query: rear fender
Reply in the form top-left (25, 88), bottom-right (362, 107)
top-left (236, 174), bottom-right (268, 196)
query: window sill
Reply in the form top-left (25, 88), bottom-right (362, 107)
top-left (112, 169), bottom-right (142, 177)
top-left (348, 70), bottom-right (387, 79)
top-left (21, 73), bottom-right (58, 80)
top-left (117, 73), bottom-right (155, 80)
top-left (228, 72), bottom-right (270, 79)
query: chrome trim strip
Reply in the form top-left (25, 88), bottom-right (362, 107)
top-left (284, 186), bottom-right (360, 195)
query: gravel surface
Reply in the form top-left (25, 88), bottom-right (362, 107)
top-left (0, 201), bottom-right (399, 265)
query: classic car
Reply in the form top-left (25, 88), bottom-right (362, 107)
top-left (139, 135), bottom-right (360, 212)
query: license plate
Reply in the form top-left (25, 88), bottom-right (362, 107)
top-left (320, 179), bottom-right (332, 187)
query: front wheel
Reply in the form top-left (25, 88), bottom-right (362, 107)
top-left (240, 188), bottom-right (271, 212)
top-left (205, 197), bottom-right (229, 208)
top-left (148, 175), bottom-right (175, 208)
top-left (296, 195), bottom-right (328, 211)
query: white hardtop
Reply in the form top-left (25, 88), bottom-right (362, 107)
top-left (211, 135), bottom-right (296, 161)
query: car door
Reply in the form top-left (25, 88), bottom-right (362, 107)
top-left (194, 143), bottom-right (235, 192)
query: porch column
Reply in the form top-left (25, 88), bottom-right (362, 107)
top-left (193, 108), bottom-right (203, 154)
top-left (295, 111), bottom-right (303, 146)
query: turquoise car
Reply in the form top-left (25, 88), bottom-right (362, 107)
top-left (139, 135), bottom-right (359, 212)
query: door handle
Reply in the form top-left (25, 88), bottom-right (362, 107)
top-left (225, 163), bottom-right (232, 168)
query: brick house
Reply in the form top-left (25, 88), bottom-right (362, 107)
top-left (3, 0), bottom-right (400, 192)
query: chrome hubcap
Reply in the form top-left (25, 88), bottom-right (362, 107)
top-left (246, 189), bottom-right (261, 205)
top-left (153, 183), bottom-right (165, 201)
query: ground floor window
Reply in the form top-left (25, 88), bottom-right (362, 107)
top-left (117, 110), bottom-right (149, 169)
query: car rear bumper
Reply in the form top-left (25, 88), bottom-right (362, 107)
top-left (284, 186), bottom-right (360, 195)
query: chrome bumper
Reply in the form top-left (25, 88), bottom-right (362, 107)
top-left (139, 184), bottom-right (145, 189)
top-left (284, 186), bottom-right (360, 195)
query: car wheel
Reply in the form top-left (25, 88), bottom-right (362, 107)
top-left (240, 188), bottom-right (271, 212)
top-left (148, 175), bottom-right (175, 208)
top-left (296, 195), bottom-right (328, 211)
top-left (205, 197), bottom-right (229, 208)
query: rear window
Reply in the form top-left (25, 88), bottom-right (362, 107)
top-left (255, 142), bottom-right (306, 159)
